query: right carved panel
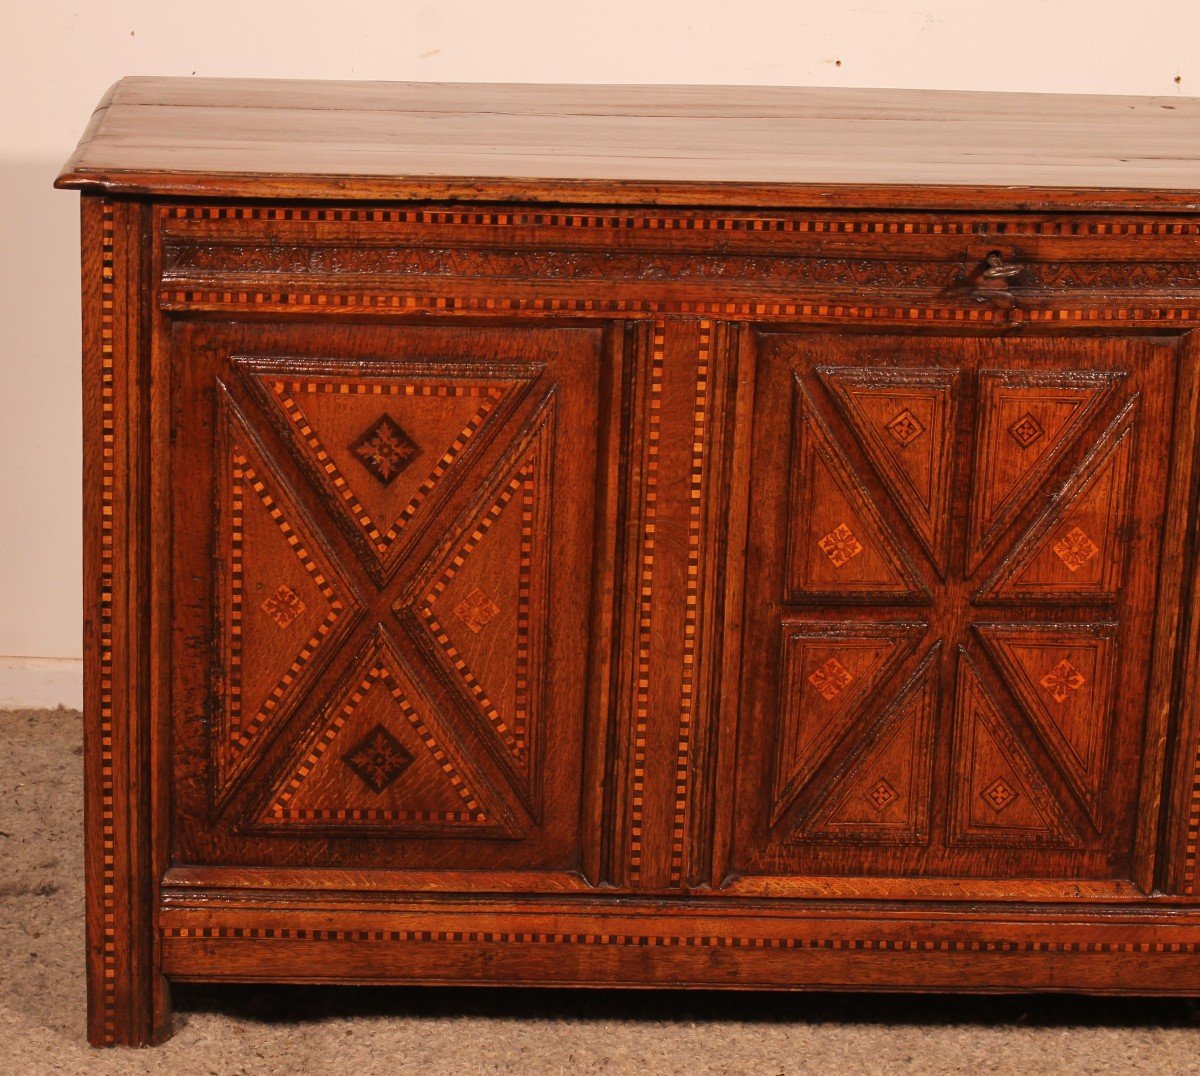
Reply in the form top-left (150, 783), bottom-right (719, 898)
top-left (732, 332), bottom-right (1180, 887)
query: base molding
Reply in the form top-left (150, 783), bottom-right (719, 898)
top-left (159, 898), bottom-right (1200, 994)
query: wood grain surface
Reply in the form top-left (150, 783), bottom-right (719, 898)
top-left (59, 77), bottom-right (1200, 1047)
top-left (57, 77), bottom-right (1200, 210)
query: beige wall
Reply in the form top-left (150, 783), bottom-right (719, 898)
top-left (1, 0), bottom-right (1196, 699)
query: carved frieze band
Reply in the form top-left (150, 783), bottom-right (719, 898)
top-left (157, 206), bottom-right (1200, 324)
top-left (162, 246), bottom-right (1200, 295)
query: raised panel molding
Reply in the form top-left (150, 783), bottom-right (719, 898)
top-left (238, 357), bottom-right (536, 581)
top-left (975, 622), bottom-right (1117, 827)
top-left (398, 400), bottom-right (555, 816)
top-left (967, 370), bottom-right (1123, 572)
top-left (251, 630), bottom-right (517, 836)
top-left (772, 621), bottom-right (928, 823)
top-left (949, 651), bottom-right (1081, 849)
top-left (793, 645), bottom-right (940, 846)
top-left (213, 389), bottom-right (362, 807)
top-left (817, 366), bottom-right (958, 576)
top-left (976, 398), bottom-right (1138, 604)
top-left (787, 382), bottom-right (929, 604)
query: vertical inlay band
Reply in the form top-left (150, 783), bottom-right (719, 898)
top-left (628, 322), bottom-right (666, 884)
top-left (669, 319), bottom-right (712, 885)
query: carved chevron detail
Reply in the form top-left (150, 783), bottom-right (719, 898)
top-left (819, 366), bottom-right (958, 576)
top-left (215, 390), bottom-right (360, 806)
top-left (794, 645), bottom-right (940, 846)
top-left (401, 403), bottom-right (554, 814)
top-left (787, 382), bottom-right (929, 603)
top-left (949, 651), bottom-right (1080, 849)
top-left (976, 397), bottom-right (1138, 604)
top-left (967, 370), bottom-right (1122, 573)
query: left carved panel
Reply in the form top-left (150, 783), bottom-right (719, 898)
top-left (170, 320), bottom-right (609, 881)
top-left (213, 390), bottom-right (362, 805)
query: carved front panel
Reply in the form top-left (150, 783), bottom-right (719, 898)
top-left (732, 332), bottom-right (1180, 884)
top-left (169, 322), bottom-right (607, 878)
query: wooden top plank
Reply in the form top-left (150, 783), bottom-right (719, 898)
top-left (55, 77), bottom-right (1200, 211)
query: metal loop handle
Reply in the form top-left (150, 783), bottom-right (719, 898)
top-left (982, 251), bottom-right (1023, 280)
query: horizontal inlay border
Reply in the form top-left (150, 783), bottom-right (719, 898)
top-left (161, 926), bottom-right (1200, 954)
top-left (161, 205), bottom-right (1200, 238)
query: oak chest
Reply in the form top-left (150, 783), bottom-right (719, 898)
top-left (57, 77), bottom-right (1200, 1045)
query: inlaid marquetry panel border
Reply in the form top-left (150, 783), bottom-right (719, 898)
top-left (267, 661), bottom-right (488, 825)
top-left (417, 462), bottom-right (535, 764)
top-left (225, 449), bottom-right (346, 764)
top-left (161, 204), bottom-right (1200, 238)
top-left (160, 925), bottom-right (1200, 955)
top-left (1182, 755), bottom-right (1200, 894)
top-left (668, 319), bottom-right (712, 885)
top-left (157, 288), bottom-right (1200, 326)
top-left (627, 322), bottom-right (665, 885)
top-left (269, 378), bottom-right (505, 555)
top-left (96, 201), bottom-right (118, 1045)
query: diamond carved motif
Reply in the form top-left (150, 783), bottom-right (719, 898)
top-left (808, 657), bottom-right (855, 700)
top-left (260, 584), bottom-right (306, 629)
top-left (1008, 412), bottom-right (1047, 449)
top-left (1040, 658), bottom-right (1087, 704)
top-left (341, 723), bottom-right (414, 793)
top-left (865, 778), bottom-right (898, 811)
top-left (885, 409), bottom-right (925, 447)
top-left (817, 523), bottom-right (864, 569)
top-left (350, 414), bottom-right (421, 486)
top-left (983, 778), bottom-right (1018, 812)
top-left (453, 586), bottom-right (501, 635)
top-left (1052, 526), bottom-right (1101, 572)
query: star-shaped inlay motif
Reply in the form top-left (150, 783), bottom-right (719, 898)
top-left (1053, 526), bottom-right (1100, 572)
top-left (885, 409), bottom-right (925, 447)
top-left (350, 415), bottom-right (421, 486)
top-left (866, 778), bottom-right (898, 811)
top-left (808, 657), bottom-right (854, 700)
top-left (1008, 413), bottom-right (1046, 449)
top-left (342, 723), bottom-right (414, 793)
top-left (260, 584), bottom-right (306, 629)
top-left (983, 778), bottom-right (1018, 812)
top-left (818, 523), bottom-right (864, 569)
top-left (1040, 658), bottom-right (1086, 703)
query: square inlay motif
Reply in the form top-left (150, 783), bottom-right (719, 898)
top-left (885, 409), bottom-right (925, 446)
top-left (866, 778), bottom-right (898, 811)
top-left (1053, 526), bottom-right (1100, 572)
top-left (342, 723), bottom-right (414, 793)
top-left (808, 657), bottom-right (854, 700)
top-left (983, 778), bottom-right (1018, 812)
top-left (453, 586), bottom-right (501, 634)
top-left (1008, 413), bottom-right (1046, 449)
top-left (351, 414), bottom-right (421, 486)
top-left (818, 523), bottom-right (864, 569)
top-left (260, 584), bottom-right (306, 628)
top-left (1040, 658), bottom-right (1086, 703)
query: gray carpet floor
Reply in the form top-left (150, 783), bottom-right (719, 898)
top-left (3, 707), bottom-right (1200, 1075)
